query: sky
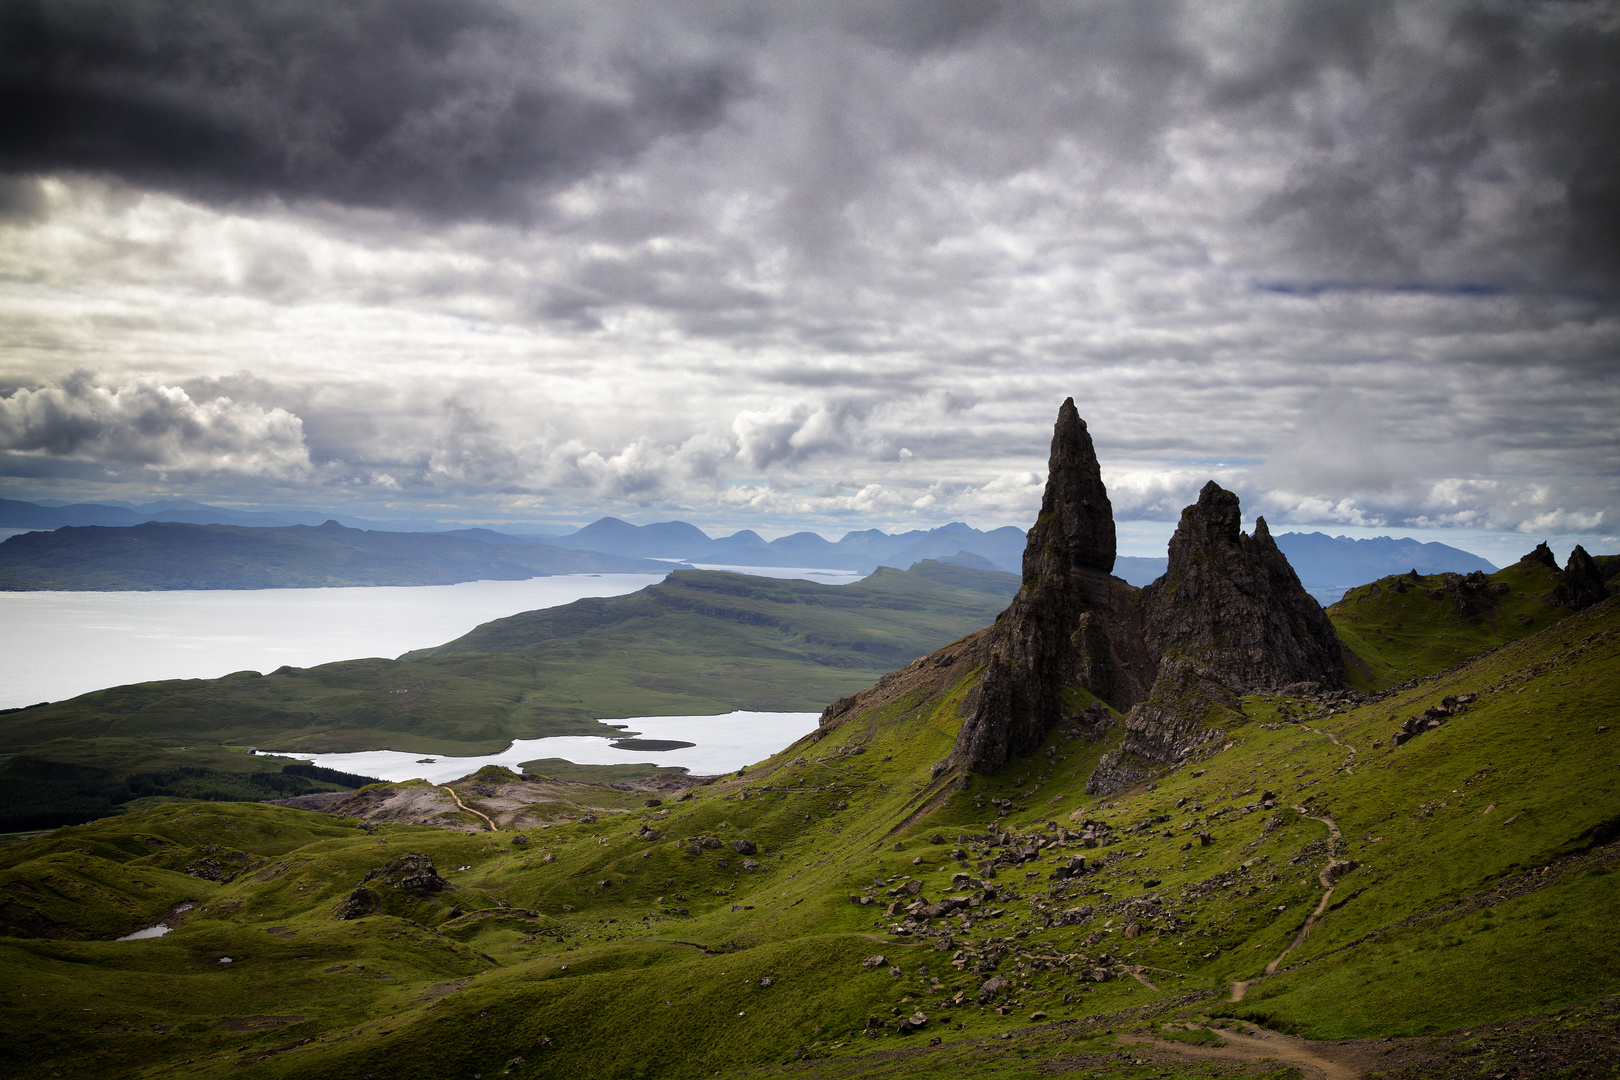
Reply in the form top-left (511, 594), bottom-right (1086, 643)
top-left (1, 0), bottom-right (1617, 561)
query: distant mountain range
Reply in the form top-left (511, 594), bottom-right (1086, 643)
top-left (535, 515), bottom-right (1029, 574)
top-left (0, 521), bottom-right (669, 590)
top-left (0, 498), bottom-right (1500, 597)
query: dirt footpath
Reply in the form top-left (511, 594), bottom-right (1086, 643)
top-left (1128, 1023), bottom-right (1390, 1080)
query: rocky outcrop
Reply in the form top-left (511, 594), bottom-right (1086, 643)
top-left (852, 401), bottom-right (1348, 788)
top-left (360, 853), bottom-right (448, 894)
top-left (1141, 483), bottom-right (1345, 693)
top-left (1088, 482), bottom-right (1345, 794)
top-left (1521, 542), bottom-right (1559, 570)
top-left (951, 400), bottom-right (1153, 773)
top-left (1546, 545), bottom-right (1611, 610)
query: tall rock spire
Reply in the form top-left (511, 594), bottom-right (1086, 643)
top-left (1024, 398), bottom-right (1116, 579)
top-left (951, 399), bottom-right (1149, 773)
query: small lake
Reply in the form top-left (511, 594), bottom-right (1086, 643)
top-left (0, 574), bottom-right (664, 709)
top-left (271, 710), bottom-right (821, 782)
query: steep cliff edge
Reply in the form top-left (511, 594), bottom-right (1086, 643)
top-left (949, 400), bottom-right (1152, 773)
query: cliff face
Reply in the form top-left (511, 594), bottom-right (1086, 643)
top-left (1547, 545), bottom-right (1612, 610)
top-left (950, 399), bottom-right (1151, 774)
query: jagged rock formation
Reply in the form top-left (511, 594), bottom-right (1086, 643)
top-left (1547, 545), bottom-right (1611, 610)
top-left (1088, 482), bottom-right (1345, 795)
top-left (950, 400), bottom-right (1152, 773)
top-left (1522, 542), bottom-right (1559, 571)
top-left (840, 400), bottom-right (1347, 790)
top-left (1141, 483), bottom-right (1346, 692)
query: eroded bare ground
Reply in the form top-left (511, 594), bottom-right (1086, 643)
top-left (1121, 1000), bottom-right (1620, 1080)
top-left (765, 997), bottom-right (1620, 1080)
top-left (808, 1004), bottom-right (1620, 1080)
top-left (319, 770), bottom-right (710, 833)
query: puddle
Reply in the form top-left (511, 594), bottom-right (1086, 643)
top-left (116, 903), bottom-right (193, 940)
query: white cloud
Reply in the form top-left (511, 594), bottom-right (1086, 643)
top-left (0, 375), bottom-right (310, 479)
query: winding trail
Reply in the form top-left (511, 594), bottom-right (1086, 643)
top-left (442, 785), bottom-right (497, 832)
top-left (1231, 806), bottom-right (1350, 1002)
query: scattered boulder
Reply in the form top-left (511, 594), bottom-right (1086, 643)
top-left (977, 975), bottom-right (1010, 1004)
top-left (729, 838), bottom-right (757, 856)
top-left (360, 854), bottom-right (447, 894)
top-left (860, 954), bottom-right (887, 969)
top-left (335, 886), bottom-right (380, 920)
top-left (184, 857), bottom-right (240, 883)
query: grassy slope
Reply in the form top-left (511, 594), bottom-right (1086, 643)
top-left (0, 564), bottom-right (1018, 757)
top-left (1, 594), bottom-right (1616, 1079)
top-left (1329, 560), bottom-right (1566, 691)
top-left (0, 520), bottom-right (668, 589)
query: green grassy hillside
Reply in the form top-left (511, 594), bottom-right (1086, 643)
top-left (3, 592), bottom-right (1616, 1079)
top-left (0, 740), bottom-right (378, 832)
top-left (1329, 559), bottom-right (1569, 690)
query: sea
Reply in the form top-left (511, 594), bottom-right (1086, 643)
top-left (0, 574), bottom-right (668, 710)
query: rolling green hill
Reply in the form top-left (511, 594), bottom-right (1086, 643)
top-left (1328, 559), bottom-right (1570, 691)
top-left (0, 590), bottom-right (1615, 1079)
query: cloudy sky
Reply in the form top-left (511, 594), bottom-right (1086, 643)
top-left (1, 0), bottom-right (1616, 560)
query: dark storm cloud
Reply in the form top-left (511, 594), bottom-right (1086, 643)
top-left (0, 0), bottom-right (742, 219)
top-left (1232, 2), bottom-right (1620, 285)
top-left (4, 1), bottom-right (1615, 280)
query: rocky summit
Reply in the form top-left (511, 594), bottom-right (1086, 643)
top-left (947, 402), bottom-right (1345, 794)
